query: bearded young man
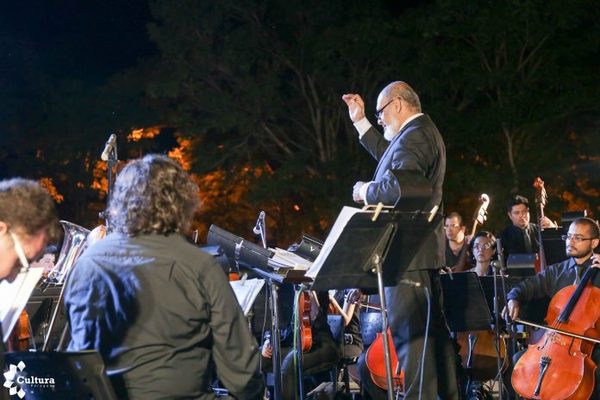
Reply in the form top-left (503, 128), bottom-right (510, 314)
top-left (506, 217), bottom-right (600, 397)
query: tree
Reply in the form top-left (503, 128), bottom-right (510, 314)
top-left (399, 0), bottom-right (600, 228)
top-left (146, 0), bottom-right (415, 243)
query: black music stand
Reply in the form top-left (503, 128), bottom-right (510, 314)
top-left (3, 351), bottom-right (117, 399)
top-left (307, 207), bottom-right (440, 400)
top-left (540, 228), bottom-right (566, 266)
top-left (441, 272), bottom-right (512, 394)
top-left (310, 210), bottom-right (441, 291)
top-left (206, 225), bottom-right (307, 400)
top-left (440, 272), bottom-right (492, 333)
top-left (506, 254), bottom-right (536, 278)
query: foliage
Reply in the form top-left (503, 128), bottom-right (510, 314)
top-left (0, 0), bottom-right (597, 242)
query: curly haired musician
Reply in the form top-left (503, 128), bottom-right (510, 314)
top-left (65, 155), bottom-right (263, 400)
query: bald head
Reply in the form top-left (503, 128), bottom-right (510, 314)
top-left (380, 81), bottom-right (422, 113)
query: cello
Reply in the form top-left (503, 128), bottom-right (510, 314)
top-left (512, 267), bottom-right (600, 399)
top-left (365, 329), bottom-right (405, 392)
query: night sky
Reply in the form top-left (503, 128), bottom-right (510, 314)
top-left (0, 1), bottom-right (597, 235)
top-left (1, 0), bottom-right (155, 83)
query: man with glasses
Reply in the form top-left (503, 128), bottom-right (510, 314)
top-left (499, 195), bottom-right (556, 260)
top-left (444, 212), bottom-right (471, 270)
top-left (505, 217), bottom-right (600, 397)
top-left (0, 178), bottom-right (59, 399)
top-left (342, 82), bottom-right (459, 399)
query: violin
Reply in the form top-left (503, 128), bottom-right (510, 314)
top-left (365, 329), bottom-right (404, 391)
top-left (452, 194), bottom-right (490, 272)
top-left (6, 310), bottom-right (32, 352)
top-left (512, 267), bottom-right (600, 399)
top-left (298, 291), bottom-right (313, 352)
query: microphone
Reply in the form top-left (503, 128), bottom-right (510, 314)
top-left (490, 260), bottom-right (503, 270)
top-left (253, 211), bottom-right (265, 235)
top-left (495, 238), bottom-right (506, 270)
top-left (100, 134), bottom-right (117, 161)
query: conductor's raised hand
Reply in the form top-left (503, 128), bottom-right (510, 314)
top-left (341, 93), bottom-right (366, 123)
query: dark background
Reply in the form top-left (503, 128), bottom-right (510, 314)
top-left (1, 0), bottom-right (598, 246)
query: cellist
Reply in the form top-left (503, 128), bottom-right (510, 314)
top-left (505, 217), bottom-right (600, 397)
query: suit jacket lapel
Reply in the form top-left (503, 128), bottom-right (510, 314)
top-left (372, 117), bottom-right (423, 180)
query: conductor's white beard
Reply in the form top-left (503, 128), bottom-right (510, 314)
top-left (384, 125), bottom-right (400, 141)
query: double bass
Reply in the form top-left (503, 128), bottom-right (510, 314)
top-left (533, 177), bottom-right (548, 272)
top-left (512, 267), bottom-right (600, 399)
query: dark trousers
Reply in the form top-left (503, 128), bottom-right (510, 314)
top-left (385, 269), bottom-right (460, 400)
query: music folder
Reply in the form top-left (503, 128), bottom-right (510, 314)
top-left (0, 267), bottom-right (44, 342)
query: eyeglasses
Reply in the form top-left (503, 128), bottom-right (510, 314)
top-left (10, 231), bottom-right (31, 272)
top-left (443, 224), bottom-right (461, 229)
top-left (473, 242), bottom-right (493, 250)
top-left (561, 234), bottom-right (598, 243)
top-left (375, 98), bottom-right (398, 120)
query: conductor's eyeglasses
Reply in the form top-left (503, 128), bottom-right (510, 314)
top-left (561, 234), bottom-right (598, 243)
top-left (375, 98), bottom-right (398, 120)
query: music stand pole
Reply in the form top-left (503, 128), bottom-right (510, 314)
top-left (268, 279), bottom-right (283, 400)
top-left (491, 265), bottom-right (504, 400)
top-left (373, 252), bottom-right (396, 400)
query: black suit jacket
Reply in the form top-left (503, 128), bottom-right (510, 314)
top-left (499, 223), bottom-right (540, 260)
top-left (360, 114), bottom-right (446, 271)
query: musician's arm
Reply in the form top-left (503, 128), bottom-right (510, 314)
top-left (506, 264), bottom-right (561, 310)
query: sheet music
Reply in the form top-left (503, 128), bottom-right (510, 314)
top-left (268, 248), bottom-right (312, 270)
top-left (305, 206), bottom-right (366, 279)
top-left (0, 267), bottom-right (44, 342)
top-left (229, 278), bottom-right (265, 316)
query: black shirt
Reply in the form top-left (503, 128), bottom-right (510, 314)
top-left (65, 233), bottom-right (263, 400)
top-left (506, 257), bottom-right (598, 304)
top-left (499, 223), bottom-right (540, 259)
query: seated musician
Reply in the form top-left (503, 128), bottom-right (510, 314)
top-left (469, 231), bottom-right (497, 277)
top-left (0, 178), bottom-right (59, 400)
top-left (462, 230), bottom-right (502, 398)
top-left (261, 290), bottom-right (339, 400)
top-left (65, 155), bottom-right (264, 400)
top-left (505, 217), bottom-right (600, 397)
top-left (445, 212), bottom-right (471, 270)
top-left (328, 288), bottom-right (364, 359)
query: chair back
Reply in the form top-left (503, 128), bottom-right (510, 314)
top-left (359, 312), bottom-right (382, 347)
top-left (327, 314), bottom-right (344, 344)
